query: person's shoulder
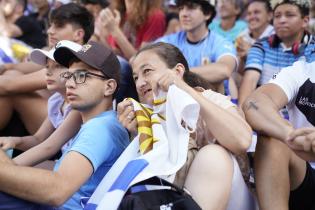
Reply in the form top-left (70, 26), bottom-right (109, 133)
top-left (48, 92), bottom-right (62, 102)
top-left (157, 31), bottom-right (185, 43)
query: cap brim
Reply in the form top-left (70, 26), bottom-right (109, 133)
top-left (30, 49), bottom-right (55, 66)
top-left (53, 40), bottom-right (83, 68)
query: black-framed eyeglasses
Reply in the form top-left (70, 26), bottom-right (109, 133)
top-left (60, 69), bottom-right (109, 84)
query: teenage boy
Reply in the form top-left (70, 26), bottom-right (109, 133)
top-left (158, 0), bottom-right (238, 95)
top-left (239, 0), bottom-right (315, 106)
top-left (0, 3), bottom-right (94, 134)
top-left (0, 40), bottom-right (129, 210)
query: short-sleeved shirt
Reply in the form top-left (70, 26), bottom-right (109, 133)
top-left (245, 36), bottom-right (315, 86)
top-left (48, 92), bottom-right (71, 129)
top-left (157, 31), bottom-right (237, 68)
top-left (209, 19), bottom-right (248, 43)
top-left (47, 92), bottom-right (73, 153)
top-left (269, 60), bottom-right (315, 168)
top-left (15, 16), bottom-right (46, 48)
top-left (53, 111), bottom-right (129, 210)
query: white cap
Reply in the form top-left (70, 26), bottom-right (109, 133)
top-left (54, 40), bottom-right (82, 53)
top-left (30, 48), bottom-right (55, 66)
top-left (56, 0), bottom-right (72, 5)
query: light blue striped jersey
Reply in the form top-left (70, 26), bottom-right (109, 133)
top-left (245, 36), bottom-right (315, 85)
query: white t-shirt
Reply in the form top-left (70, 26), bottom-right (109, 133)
top-left (270, 60), bottom-right (315, 167)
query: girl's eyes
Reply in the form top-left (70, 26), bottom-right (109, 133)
top-left (143, 68), bottom-right (152, 75)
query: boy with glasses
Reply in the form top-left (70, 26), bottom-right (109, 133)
top-left (0, 40), bottom-right (129, 210)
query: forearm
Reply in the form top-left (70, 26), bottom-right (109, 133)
top-left (111, 27), bottom-right (137, 59)
top-left (0, 71), bottom-right (46, 95)
top-left (4, 62), bottom-right (43, 74)
top-left (185, 87), bottom-right (252, 154)
top-left (0, 157), bottom-right (66, 205)
top-left (191, 63), bottom-right (232, 83)
top-left (15, 136), bottom-right (42, 151)
top-left (238, 78), bottom-right (257, 107)
top-left (243, 92), bottom-right (292, 141)
top-left (13, 142), bottom-right (57, 166)
top-left (292, 150), bottom-right (315, 161)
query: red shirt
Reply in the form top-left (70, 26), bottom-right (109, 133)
top-left (108, 9), bottom-right (166, 50)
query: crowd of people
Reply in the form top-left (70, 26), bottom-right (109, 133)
top-left (0, 0), bottom-right (314, 209)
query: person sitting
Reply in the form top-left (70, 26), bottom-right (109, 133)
top-left (118, 42), bottom-right (256, 210)
top-left (0, 40), bottom-right (129, 210)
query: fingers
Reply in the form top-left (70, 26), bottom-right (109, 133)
top-left (288, 127), bottom-right (315, 141)
top-left (100, 8), bottom-right (114, 26)
top-left (117, 99), bottom-right (137, 132)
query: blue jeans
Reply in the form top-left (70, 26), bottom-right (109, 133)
top-left (0, 192), bottom-right (56, 210)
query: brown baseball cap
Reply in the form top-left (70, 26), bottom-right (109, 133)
top-left (53, 40), bottom-right (121, 87)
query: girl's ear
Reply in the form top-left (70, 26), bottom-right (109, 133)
top-left (104, 79), bottom-right (118, 96)
top-left (174, 63), bottom-right (186, 77)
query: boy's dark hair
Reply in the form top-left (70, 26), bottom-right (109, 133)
top-left (80, 0), bottom-right (109, 8)
top-left (176, 0), bottom-right (216, 25)
top-left (273, 0), bottom-right (310, 17)
top-left (49, 3), bottom-right (94, 43)
top-left (249, 0), bottom-right (272, 12)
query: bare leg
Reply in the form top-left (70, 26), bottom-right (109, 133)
top-left (254, 136), bottom-right (306, 210)
top-left (0, 96), bottom-right (13, 130)
top-left (185, 144), bottom-right (233, 210)
top-left (12, 93), bottom-right (47, 134)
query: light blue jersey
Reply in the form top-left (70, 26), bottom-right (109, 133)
top-left (54, 111), bottom-right (129, 210)
top-left (157, 31), bottom-right (237, 68)
top-left (209, 19), bottom-right (247, 43)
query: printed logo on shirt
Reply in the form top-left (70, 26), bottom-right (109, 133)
top-left (298, 97), bottom-right (315, 108)
top-left (295, 79), bottom-right (315, 126)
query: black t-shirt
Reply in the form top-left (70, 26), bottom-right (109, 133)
top-left (15, 15), bottom-right (46, 48)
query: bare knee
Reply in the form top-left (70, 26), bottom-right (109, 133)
top-left (185, 144), bottom-right (234, 210)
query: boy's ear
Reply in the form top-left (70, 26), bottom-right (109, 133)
top-left (104, 79), bottom-right (118, 97)
top-left (73, 28), bottom-right (85, 43)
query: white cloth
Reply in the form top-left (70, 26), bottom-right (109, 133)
top-left (85, 85), bottom-right (200, 210)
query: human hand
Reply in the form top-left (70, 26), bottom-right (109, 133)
top-left (287, 127), bottom-right (315, 153)
top-left (0, 137), bottom-right (18, 151)
top-left (150, 69), bottom-right (188, 95)
top-left (236, 37), bottom-right (252, 58)
top-left (117, 99), bottom-right (138, 135)
top-left (99, 8), bottom-right (121, 33)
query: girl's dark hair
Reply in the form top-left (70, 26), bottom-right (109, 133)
top-left (50, 3), bottom-right (94, 43)
top-left (136, 42), bottom-right (213, 89)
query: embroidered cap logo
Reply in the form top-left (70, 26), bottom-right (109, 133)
top-left (80, 44), bottom-right (92, 53)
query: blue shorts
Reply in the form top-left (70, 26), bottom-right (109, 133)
top-left (0, 192), bottom-right (56, 210)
